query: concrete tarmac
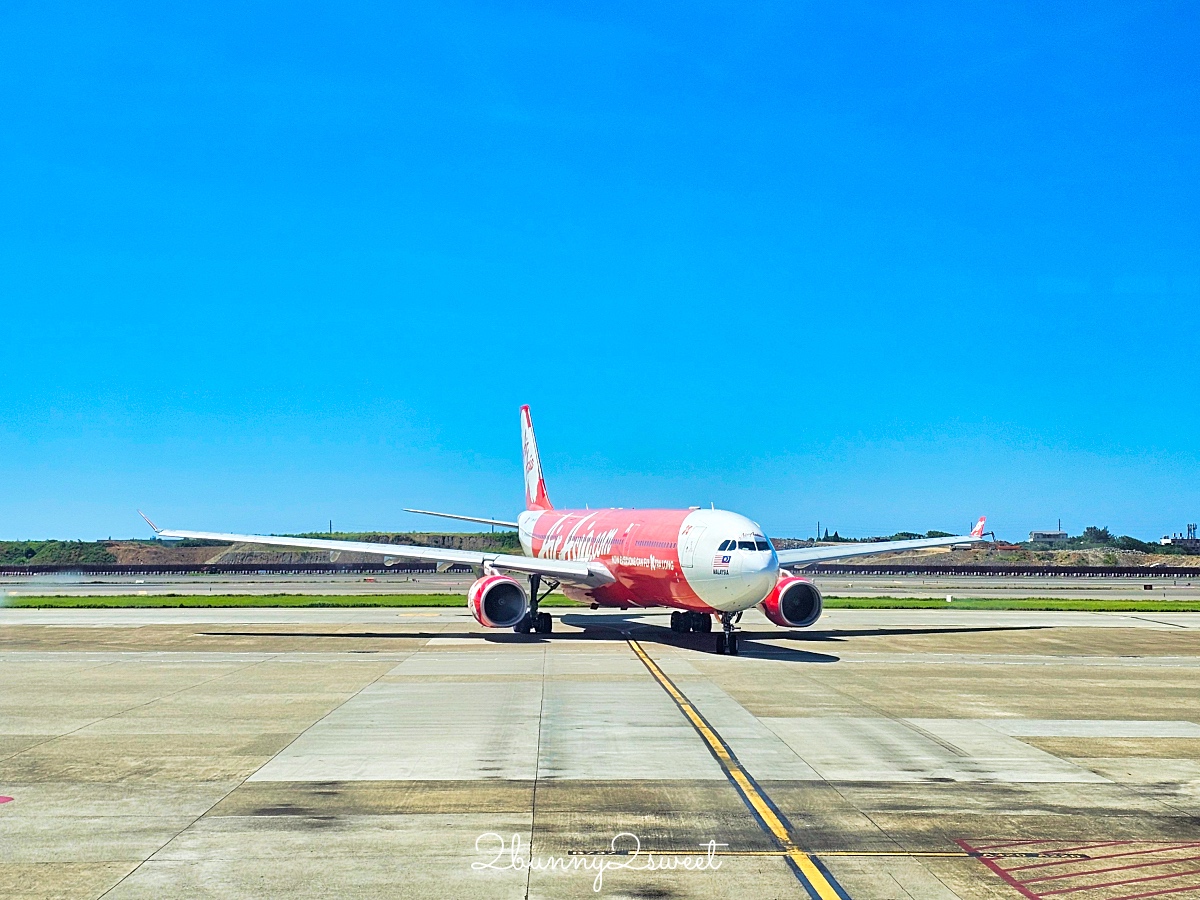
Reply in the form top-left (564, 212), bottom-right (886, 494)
top-left (3, 607), bottom-right (1200, 899)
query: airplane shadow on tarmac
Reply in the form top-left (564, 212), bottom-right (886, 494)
top-left (554, 613), bottom-right (840, 662)
top-left (198, 618), bottom-right (1046, 664)
top-left (558, 613), bottom-right (1046, 662)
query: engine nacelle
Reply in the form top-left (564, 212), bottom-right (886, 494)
top-left (758, 576), bottom-right (823, 628)
top-left (468, 575), bottom-right (530, 628)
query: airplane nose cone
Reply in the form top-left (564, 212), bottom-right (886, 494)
top-left (735, 552), bottom-right (778, 604)
top-left (751, 552), bottom-right (777, 572)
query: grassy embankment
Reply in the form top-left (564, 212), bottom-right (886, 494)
top-left (6, 595), bottom-right (1200, 612)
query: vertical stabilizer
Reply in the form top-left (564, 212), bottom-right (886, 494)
top-left (520, 405), bottom-right (553, 511)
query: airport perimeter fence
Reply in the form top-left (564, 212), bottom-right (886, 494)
top-left (0, 562), bottom-right (477, 576)
top-left (2, 563), bottom-right (1200, 578)
top-left (805, 564), bottom-right (1200, 577)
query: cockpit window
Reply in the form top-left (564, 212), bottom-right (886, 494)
top-left (723, 538), bottom-right (771, 551)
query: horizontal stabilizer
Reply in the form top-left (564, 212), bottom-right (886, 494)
top-left (404, 508), bottom-right (519, 528)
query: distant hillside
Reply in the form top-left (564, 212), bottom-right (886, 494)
top-left (1, 541), bottom-right (118, 566)
top-left (783, 543), bottom-right (1200, 568)
top-left (0, 532), bottom-right (521, 567)
top-left (4, 530), bottom-right (1198, 569)
top-left (293, 531), bottom-right (522, 551)
top-left (773, 524), bottom-right (1200, 568)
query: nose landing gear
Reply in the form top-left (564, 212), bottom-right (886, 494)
top-left (715, 611), bottom-right (741, 655)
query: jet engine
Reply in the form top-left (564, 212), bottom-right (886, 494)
top-left (758, 576), bottom-right (823, 628)
top-left (467, 575), bottom-right (530, 628)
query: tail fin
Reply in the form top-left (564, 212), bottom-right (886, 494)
top-left (520, 405), bottom-right (553, 511)
top-left (970, 516), bottom-right (987, 538)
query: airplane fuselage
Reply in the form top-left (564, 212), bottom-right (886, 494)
top-left (518, 507), bottom-right (779, 613)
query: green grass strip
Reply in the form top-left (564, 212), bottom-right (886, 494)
top-left (4, 595), bottom-right (1200, 613)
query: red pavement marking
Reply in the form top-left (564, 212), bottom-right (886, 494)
top-left (958, 840), bottom-right (1043, 900)
top-left (1040, 867), bottom-right (1200, 896)
top-left (1105, 883), bottom-right (1200, 900)
top-left (962, 841), bottom-right (1200, 900)
top-left (975, 840), bottom-right (1056, 851)
top-left (1035, 841), bottom-right (1135, 856)
top-left (1008, 844), bottom-right (1200, 873)
top-left (0, 797), bottom-right (12, 804)
top-left (1024, 855), bottom-right (1200, 885)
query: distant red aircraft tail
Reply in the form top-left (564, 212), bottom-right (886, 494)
top-left (971, 516), bottom-right (987, 538)
top-left (521, 405), bottom-right (553, 511)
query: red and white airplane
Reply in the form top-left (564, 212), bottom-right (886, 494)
top-left (143, 406), bottom-right (987, 654)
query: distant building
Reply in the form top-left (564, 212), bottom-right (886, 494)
top-left (1161, 524), bottom-right (1200, 553)
top-left (1029, 529), bottom-right (1068, 545)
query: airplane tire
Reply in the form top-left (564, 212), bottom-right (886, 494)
top-left (715, 634), bottom-right (726, 654)
top-left (694, 614), bottom-right (712, 633)
top-left (670, 612), bottom-right (682, 632)
top-left (727, 632), bottom-right (739, 656)
top-left (536, 612), bottom-right (553, 633)
top-left (514, 615), bottom-right (532, 634)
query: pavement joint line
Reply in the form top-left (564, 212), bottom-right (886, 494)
top-left (0, 656), bottom-right (132, 764)
top-left (93, 653), bottom-right (291, 899)
top-left (524, 642), bottom-right (549, 900)
top-left (93, 651), bottom-right (406, 898)
top-left (0, 650), bottom-right (283, 767)
top-left (626, 637), bottom-right (851, 900)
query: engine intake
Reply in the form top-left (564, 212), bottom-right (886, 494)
top-left (759, 577), bottom-right (823, 628)
top-left (468, 575), bottom-right (529, 628)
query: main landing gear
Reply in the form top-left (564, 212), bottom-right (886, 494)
top-left (715, 611), bottom-right (741, 656)
top-left (670, 610), bottom-right (713, 634)
top-left (671, 610), bottom-right (736, 653)
top-left (514, 573), bottom-right (557, 635)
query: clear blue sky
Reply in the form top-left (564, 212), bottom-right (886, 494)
top-left (2, 1), bottom-right (1197, 542)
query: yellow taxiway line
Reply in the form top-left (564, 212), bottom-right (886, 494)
top-left (627, 637), bottom-right (849, 900)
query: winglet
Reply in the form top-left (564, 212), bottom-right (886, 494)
top-left (137, 510), bottom-right (162, 534)
top-left (970, 516), bottom-right (987, 538)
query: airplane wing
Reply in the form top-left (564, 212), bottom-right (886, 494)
top-left (139, 513), bottom-right (603, 583)
top-left (776, 517), bottom-right (988, 567)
